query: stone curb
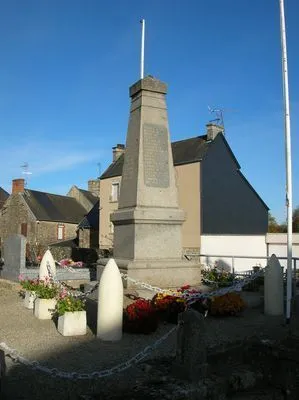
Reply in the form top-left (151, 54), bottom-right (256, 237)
top-left (0, 278), bottom-right (21, 291)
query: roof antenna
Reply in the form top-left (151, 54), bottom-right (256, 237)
top-left (21, 162), bottom-right (32, 187)
top-left (208, 106), bottom-right (225, 135)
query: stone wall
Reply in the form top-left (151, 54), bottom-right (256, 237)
top-left (49, 245), bottom-right (99, 264)
top-left (78, 229), bottom-right (99, 249)
top-left (37, 221), bottom-right (77, 246)
top-left (67, 186), bottom-right (94, 212)
top-left (79, 229), bottom-right (91, 248)
top-left (48, 246), bottom-right (73, 262)
top-left (0, 194), bottom-right (35, 251)
top-left (0, 194), bottom-right (79, 252)
top-left (88, 179), bottom-right (101, 197)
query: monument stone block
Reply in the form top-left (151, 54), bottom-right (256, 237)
top-left (1, 234), bottom-right (26, 281)
top-left (173, 309), bottom-right (207, 382)
top-left (104, 76), bottom-right (201, 288)
top-left (264, 253), bottom-right (284, 316)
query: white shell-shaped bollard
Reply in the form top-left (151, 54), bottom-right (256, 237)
top-left (97, 258), bottom-right (123, 341)
top-left (264, 254), bottom-right (284, 316)
top-left (39, 249), bottom-right (56, 280)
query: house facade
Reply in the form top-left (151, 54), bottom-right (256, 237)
top-left (0, 187), bottom-right (9, 210)
top-left (0, 179), bottom-right (97, 257)
top-left (98, 123), bottom-right (269, 254)
top-left (77, 201), bottom-right (99, 249)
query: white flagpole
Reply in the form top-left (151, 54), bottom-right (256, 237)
top-left (279, 0), bottom-right (293, 323)
top-left (140, 19), bottom-right (145, 79)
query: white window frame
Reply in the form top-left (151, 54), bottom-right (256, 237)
top-left (57, 224), bottom-right (65, 240)
top-left (111, 182), bottom-right (120, 202)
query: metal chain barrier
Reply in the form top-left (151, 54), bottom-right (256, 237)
top-left (0, 326), bottom-right (177, 380)
top-left (46, 262), bottom-right (99, 299)
top-left (120, 273), bottom-right (172, 294)
top-left (47, 262), bottom-right (264, 302)
top-left (183, 269), bottom-right (264, 305)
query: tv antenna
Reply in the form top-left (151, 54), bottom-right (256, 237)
top-left (21, 162), bottom-right (32, 187)
top-left (207, 106), bottom-right (238, 136)
top-left (208, 106), bottom-right (225, 130)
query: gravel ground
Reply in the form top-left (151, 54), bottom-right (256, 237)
top-left (0, 281), bottom-right (297, 400)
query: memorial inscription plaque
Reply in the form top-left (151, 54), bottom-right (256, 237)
top-left (143, 123), bottom-right (170, 188)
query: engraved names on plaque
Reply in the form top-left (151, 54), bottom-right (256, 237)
top-left (143, 123), bottom-right (170, 188)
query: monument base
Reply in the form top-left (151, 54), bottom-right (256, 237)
top-left (97, 258), bottom-right (201, 289)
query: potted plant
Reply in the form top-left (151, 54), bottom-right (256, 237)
top-left (19, 275), bottom-right (39, 309)
top-left (56, 290), bottom-right (86, 336)
top-left (34, 278), bottom-right (59, 320)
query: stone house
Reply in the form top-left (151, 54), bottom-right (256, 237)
top-left (77, 200), bottom-right (99, 249)
top-left (0, 187), bottom-right (9, 210)
top-left (98, 123), bottom-right (269, 254)
top-left (67, 185), bottom-right (98, 211)
top-left (0, 179), bottom-right (97, 257)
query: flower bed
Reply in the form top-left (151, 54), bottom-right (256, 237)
top-left (201, 266), bottom-right (236, 287)
top-left (152, 292), bottom-right (186, 324)
top-left (210, 292), bottom-right (246, 316)
top-left (123, 299), bottom-right (158, 334)
top-left (59, 259), bottom-right (84, 268)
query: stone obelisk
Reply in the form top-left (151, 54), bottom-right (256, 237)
top-left (111, 76), bottom-right (201, 287)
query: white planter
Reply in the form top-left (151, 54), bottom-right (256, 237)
top-left (34, 298), bottom-right (57, 320)
top-left (57, 311), bottom-right (87, 336)
top-left (24, 290), bottom-right (37, 309)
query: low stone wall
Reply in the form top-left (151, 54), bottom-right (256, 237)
top-left (1, 266), bottom-right (91, 283)
top-left (49, 246), bottom-right (99, 265)
top-left (48, 246), bottom-right (72, 262)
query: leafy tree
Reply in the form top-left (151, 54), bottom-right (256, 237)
top-left (293, 206), bottom-right (299, 233)
top-left (268, 213), bottom-right (282, 233)
top-left (269, 207), bottom-right (299, 233)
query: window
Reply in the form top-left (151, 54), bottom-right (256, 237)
top-left (21, 223), bottom-right (27, 237)
top-left (57, 224), bottom-right (65, 240)
top-left (111, 182), bottom-right (120, 202)
top-left (109, 221), bottom-right (114, 234)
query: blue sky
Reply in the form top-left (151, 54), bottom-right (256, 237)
top-left (0, 0), bottom-right (298, 223)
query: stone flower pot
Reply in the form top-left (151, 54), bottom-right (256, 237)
top-left (24, 290), bottom-right (37, 310)
top-left (34, 298), bottom-right (57, 320)
top-left (57, 311), bottom-right (87, 336)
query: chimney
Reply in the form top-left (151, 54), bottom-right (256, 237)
top-left (112, 144), bottom-right (125, 162)
top-left (12, 178), bottom-right (25, 194)
top-left (88, 179), bottom-right (100, 197)
top-left (206, 123), bottom-right (224, 141)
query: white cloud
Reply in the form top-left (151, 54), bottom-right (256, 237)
top-left (0, 136), bottom-right (108, 192)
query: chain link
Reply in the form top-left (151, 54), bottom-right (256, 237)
top-left (47, 262), bottom-right (264, 302)
top-left (46, 262), bottom-right (99, 298)
top-left (184, 269), bottom-right (264, 305)
top-left (0, 326), bottom-right (176, 380)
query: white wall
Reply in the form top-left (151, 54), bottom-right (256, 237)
top-left (200, 233), bottom-right (299, 272)
top-left (266, 233), bottom-right (299, 270)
